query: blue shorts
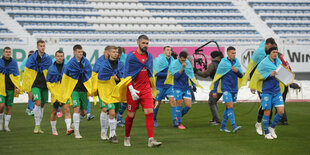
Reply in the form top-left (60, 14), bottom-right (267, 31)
top-left (174, 89), bottom-right (191, 101)
top-left (222, 91), bottom-right (237, 104)
top-left (155, 87), bottom-right (174, 101)
top-left (261, 93), bottom-right (284, 110)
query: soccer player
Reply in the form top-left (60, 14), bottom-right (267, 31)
top-left (194, 51), bottom-right (223, 125)
top-left (98, 46), bottom-right (124, 143)
top-left (211, 46), bottom-right (243, 133)
top-left (58, 45), bottom-right (92, 139)
top-left (20, 50), bottom-right (35, 116)
top-left (22, 40), bottom-right (52, 134)
top-left (153, 46), bottom-right (176, 127)
top-left (113, 35), bottom-right (161, 147)
top-left (46, 50), bottom-right (73, 135)
top-left (249, 47), bottom-right (285, 140)
top-left (0, 47), bottom-right (22, 131)
top-left (167, 49), bottom-right (197, 129)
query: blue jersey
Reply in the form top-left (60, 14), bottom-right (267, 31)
top-left (214, 58), bottom-right (243, 93)
top-left (173, 71), bottom-right (189, 91)
top-left (262, 59), bottom-right (281, 94)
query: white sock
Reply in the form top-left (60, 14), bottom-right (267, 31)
top-left (65, 118), bottom-right (71, 131)
top-left (50, 121), bottom-right (56, 130)
top-left (34, 105), bottom-right (41, 126)
top-left (4, 114), bottom-right (11, 128)
top-left (100, 112), bottom-right (109, 133)
top-left (0, 113), bottom-right (3, 124)
top-left (104, 113), bottom-right (109, 133)
top-left (73, 113), bottom-right (80, 131)
top-left (80, 114), bottom-right (84, 123)
top-left (39, 107), bottom-right (44, 123)
top-left (100, 112), bottom-right (105, 133)
top-left (87, 113), bottom-right (90, 117)
top-left (109, 118), bottom-right (117, 138)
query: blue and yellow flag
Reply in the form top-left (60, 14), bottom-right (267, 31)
top-left (112, 51), bottom-right (156, 102)
top-left (210, 57), bottom-right (243, 93)
top-left (154, 54), bottom-right (174, 74)
top-left (91, 55), bottom-right (105, 96)
top-left (249, 56), bottom-right (284, 93)
top-left (58, 56), bottom-right (92, 103)
top-left (164, 59), bottom-right (201, 88)
top-left (22, 50), bottom-right (52, 92)
top-left (46, 62), bottom-right (64, 104)
top-left (0, 58), bottom-right (22, 96)
top-left (98, 59), bottom-right (124, 104)
top-left (242, 41), bottom-right (266, 86)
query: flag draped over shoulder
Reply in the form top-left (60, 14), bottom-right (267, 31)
top-left (46, 63), bottom-right (64, 104)
top-left (242, 41), bottom-right (266, 86)
top-left (249, 56), bottom-right (284, 93)
top-left (164, 59), bottom-right (202, 88)
top-left (210, 57), bottom-right (243, 93)
top-left (59, 56), bottom-right (92, 103)
top-left (22, 50), bottom-right (52, 92)
top-left (98, 59), bottom-right (124, 104)
top-left (154, 54), bottom-right (174, 74)
top-left (0, 58), bottom-right (22, 96)
top-left (91, 55), bottom-right (105, 96)
top-left (112, 51), bottom-right (156, 102)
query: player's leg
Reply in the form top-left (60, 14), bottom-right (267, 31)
top-left (50, 102), bottom-right (59, 135)
top-left (261, 93), bottom-right (273, 139)
top-left (62, 103), bottom-right (73, 135)
top-left (168, 96), bottom-right (177, 127)
top-left (4, 90), bottom-right (13, 132)
top-left (72, 91), bottom-right (82, 138)
top-left (153, 87), bottom-right (165, 127)
top-left (26, 92), bottom-right (34, 115)
top-left (269, 93), bottom-right (285, 139)
top-left (99, 98), bottom-right (108, 140)
top-left (107, 103), bottom-right (118, 143)
top-left (223, 92), bottom-right (241, 133)
top-left (117, 102), bottom-right (126, 126)
top-left (87, 99), bottom-right (95, 121)
top-left (0, 96), bottom-right (4, 131)
top-left (181, 89), bottom-right (192, 117)
top-left (32, 88), bottom-right (43, 133)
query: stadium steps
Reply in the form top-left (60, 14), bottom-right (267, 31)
top-left (0, 8), bottom-right (35, 44)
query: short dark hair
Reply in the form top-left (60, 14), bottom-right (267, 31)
top-left (266, 37), bottom-right (276, 45)
top-left (37, 40), bottom-right (45, 45)
top-left (118, 46), bottom-right (125, 54)
top-left (137, 35), bottom-right (149, 42)
top-left (179, 51), bottom-right (188, 59)
top-left (3, 46), bottom-right (11, 51)
top-left (55, 50), bottom-right (64, 56)
top-left (226, 46), bottom-right (236, 52)
top-left (28, 50), bottom-right (34, 57)
top-left (163, 46), bottom-right (171, 51)
top-left (83, 51), bottom-right (86, 57)
top-left (171, 51), bottom-right (178, 59)
top-left (266, 46), bottom-right (278, 55)
top-left (73, 44), bottom-right (82, 51)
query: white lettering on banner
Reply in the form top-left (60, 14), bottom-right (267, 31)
top-left (283, 46), bottom-right (310, 72)
top-left (240, 48), bottom-right (255, 69)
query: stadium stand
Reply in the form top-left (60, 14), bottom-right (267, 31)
top-left (0, 0), bottom-right (309, 46)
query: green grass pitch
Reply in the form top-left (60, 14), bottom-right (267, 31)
top-left (0, 102), bottom-right (309, 155)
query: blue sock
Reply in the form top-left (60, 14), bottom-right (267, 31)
top-left (117, 112), bottom-right (121, 121)
top-left (87, 100), bottom-right (91, 114)
top-left (119, 103), bottom-right (127, 115)
top-left (57, 107), bottom-right (61, 112)
top-left (221, 108), bottom-right (228, 129)
top-left (227, 108), bottom-right (237, 129)
top-left (170, 106), bottom-right (177, 121)
top-left (28, 100), bottom-right (34, 110)
top-left (271, 113), bottom-right (283, 128)
top-left (153, 108), bottom-right (159, 121)
top-left (181, 106), bottom-right (191, 117)
top-left (263, 115), bottom-right (270, 135)
top-left (176, 106), bottom-right (182, 124)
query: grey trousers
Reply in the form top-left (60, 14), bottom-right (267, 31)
top-left (208, 91), bottom-right (222, 123)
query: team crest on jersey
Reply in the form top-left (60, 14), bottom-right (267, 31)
top-left (187, 91), bottom-right (191, 95)
top-left (264, 96), bottom-right (269, 101)
top-left (157, 90), bottom-right (160, 94)
top-left (176, 90), bottom-right (180, 93)
top-left (224, 91), bottom-right (228, 95)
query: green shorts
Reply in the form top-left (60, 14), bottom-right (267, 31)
top-left (32, 87), bottom-right (49, 104)
top-left (99, 97), bottom-right (121, 112)
top-left (0, 90), bottom-right (14, 107)
top-left (52, 101), bottom-right (70, 109)
top-left (71, 91), bottom-right (88, 110)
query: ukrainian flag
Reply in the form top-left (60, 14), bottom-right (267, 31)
top-left (154, 54), bottom-right (174, 84)
top-left (120, 52), bottom-right (127, 64)
top-left (242, 41), bottom-right (267, 86)
top-left (210, 57), bottom-right (243, 93)
top-left (112, 51), bottom-right (156, 102)
top-left (164, 59), bottom-right (202, 88)
top-left (58, 56), bottom-right (92, 104)
top-left (46, 62), bottom-right (64, 104)
top-left (0, 58), bottom-right (22, 97)
top-left (98, 59), bottom-right (124, 104)
top-left (91, 55), bottom-right (105, 96)
top-left (21, 50), bottom-right (52, 92)
top-left (249, 56), bottom-right (284, 93)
